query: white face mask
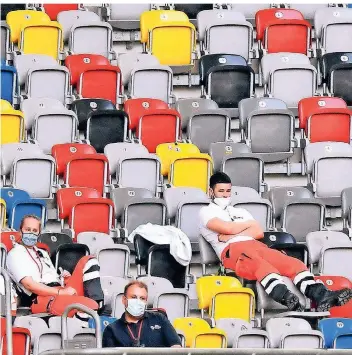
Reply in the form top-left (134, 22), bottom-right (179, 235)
top-left (126, 298), bottom-right (146, 318)
top-left (213, 197), bottom-right (232, 209)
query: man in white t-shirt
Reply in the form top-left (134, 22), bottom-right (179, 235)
top-left (199, 172), bottom-right (352, 312)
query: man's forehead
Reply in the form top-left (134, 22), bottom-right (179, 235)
top-left (127, 285), bottom-right (147, 296)
top-left (22, 218), bottom-right (40, 227)
top-left (215, 183), bottom-right (232, 190)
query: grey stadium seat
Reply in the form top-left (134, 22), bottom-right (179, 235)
top-left (117, 52), bottom-right (159, 86)
top-left (210, 142), bottom-right (251, 172)
top-left (188, 109), bottom-right (231, 153)
top-left (34, 332), bottom-right (61, 355)
top-left (96, 244), bottom-right (130, 278)
top-left (76, 231), bottom-right (115, 255)
top-left (231, 186), bottom-right (261, 203)
top-left (198, 234), bottom-right (220, 275)
top-left (21, 97), bottom-right (65, 130)
top-left (342, 187), bottom-right (352, 228)
top-left (31, 109), bottom-right (79, 154)
top-left (128, 64), bottom-right (174, 105)
top-left (266, 317), bottom-right (323, 349)
top-left (57, 10), bottom-right (101, 42)
top-left (197, 10), bottom-right (254, 60)
top-left (14, 316), bottom-right (49, 346)
top-left (261, 53), bottom-right (317, 108)
top-left (137, 276), bottom-right (174, 307)
top-left (100, 276), bottom-right (128, 307)
top-left (228, 3), bottom-right (272, 24)
top-left (14, 54), bottom-right (58, 87)
top-left (69, 21), bottom-right (116, 61)
top-left (1, 21), bottom-right (11, 63)
top-left (288, 4), bottom-right (330, 22)
top-left (176, 98), bottom-right (219, 130)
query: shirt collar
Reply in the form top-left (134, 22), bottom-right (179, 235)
top-left (121, 311), bottom-right (149, 324)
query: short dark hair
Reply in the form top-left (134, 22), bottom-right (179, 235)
top-left (124, 281), bottom-right (148, 296)
top-left (209, 172), bottom-right (232, 189)
top-left (19, 215), bottom-right (42, 231)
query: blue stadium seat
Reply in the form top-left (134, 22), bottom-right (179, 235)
top-left (318, 318), bottom-right (352, 349)
top-left (0, 62), bottom-right (18, 105)
top-left (348, 4), bottom-right (352, 8)
top-left (88, 316), bottom-right (117, 332)
top-left (1, 187), bottom-right (30, 217)
top-left (334, 333), bottom-right (352, 349)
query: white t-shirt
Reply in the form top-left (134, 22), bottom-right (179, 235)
top-left (199, 203), bottom-right (254, 258)
top-left (6, 243), bottom-right (61, 295)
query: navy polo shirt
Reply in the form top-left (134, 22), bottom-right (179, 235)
top-left (102, 311), bottom-right (182, 348)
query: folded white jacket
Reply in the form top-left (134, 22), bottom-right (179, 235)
top-left (128, 223), bottom-right (192, 266)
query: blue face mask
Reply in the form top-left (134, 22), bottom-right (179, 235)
top-left (22, 233), bottom-right (39, 247)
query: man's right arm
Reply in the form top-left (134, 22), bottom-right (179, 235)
top-left (206, 217), bottom-right (257, 236)
top-left (20, 277), bottom-right (76, 296)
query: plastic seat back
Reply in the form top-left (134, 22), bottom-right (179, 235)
top-left (38, 232), bottom-right (73, 255)
top-left (43, 4), bottom-right (81, 20)
top-left (53, 243), bottom-right (90, 274)
top-left (318, 318), bottom-right (352, 348)
top-left (173, 317), bottom-right (211, 347)
top-left (1, 109), bottom-right (24, 144)
top-left (0, 99), bottom-right (12, 111)
top-left (1, 64), bottom-right (18, 104)
top-left (0, 231), bottom-right (21, 252)
top-left (194, 330), bottom-right (227, 348)
top-left (321, 52), bottom-right (352, 83)
top-left (328, 63), bottom-right (352, 105)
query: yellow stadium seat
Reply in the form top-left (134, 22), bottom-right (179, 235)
top-left (0, 109), bottom-right (25, 144)
top-left (169, 153), bottom-right (213, 193)
top-left (6, 10), bottom-right (50, 43)
top-left (193, 330), bottom-right (227, 348)
top-left (19, 21), bottom-right (64, 60)
top-left (0, 100), bottom-right (13, 111)
top-left (140, 10), bottom-right (189, 43)
top-left (0, 198), bottom-right (6, 227)
top-left (156, 142), bottom-right (200, 176)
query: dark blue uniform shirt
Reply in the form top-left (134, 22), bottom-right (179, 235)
top-left (102, 311), bottom-right (182, 348)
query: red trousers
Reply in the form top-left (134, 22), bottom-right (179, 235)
top-left (221, 240), bottom-right (307, 282)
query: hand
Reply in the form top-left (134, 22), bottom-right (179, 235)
top-left (61, 270), bottom-right (71, 279)
top-left (59, 287), bottom-right (77, 296)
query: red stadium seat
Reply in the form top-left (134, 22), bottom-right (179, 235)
top-left (135, 109), bottom-right (181, 153)
top-left (307, 108), bottom-right (351, 143)
top-left (298, 97), bottom-right (348, 130)
top-left (123, 98), bottom-right (169, 131)
top-left (1, 318), bottom-right (31, 355)
top-left (0, 231), bottom-right (21, 251)
top-left (68, 198), bottom-right (115, 240)
top-left (64, 154), bottom-right (110, 196)
top-left (43, 3), bottom-right (81, 20)
top-left (52, 143), bottom-right (97, 177)
top-left (57, 187), bottom-right (100, 220)
top-left (329, 303), bottom-right (352, 318)
top-left (65, 54), bottom-right (110, 86)
top-left (77, 65), bottom-right (122, 105)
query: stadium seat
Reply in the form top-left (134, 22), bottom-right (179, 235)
top-left (57, 10), bottom-right (100, 42)
top-left (101, 276), bottom-right (128, 307)
top-left (197, 10), bottom-right (254, 60)
top-left (0, 199), bottom-right (6, 227)
top-left (266, 317), bottom-right (323, 348)
top-left (123, 98), bottom-right (169, 131)
top-left (255, 9), bottom-right (312, 55)
top-left (318, 318), bottom-right (352, 348)
top-left (262, 231), bottom-right (296, 247)
top-left (21, 97), bottom-right (65, 131)
top-left (31, 108), bottom-right (79, 154)
top-left (25, 65), bottom-right (71, 105)
top-left (261, 52), bottom-right (317, 108)
top-left (314, 7), bottom-right (352, 54)
top-left (320, 246), bottom-right (352, 281)
top-left (38, 232), bottom-right (73, 255)
top-left (96, 244), bottom-right (130, 278)
top-left (1, 21), bottom-right (11, 63)
top-left (287, 4), bottom-right (330, 23)
top-left (231, 186), bottom-right (261, 203)
top-left (1, 63), bottom-right (18, 105)
top-left (71, 98), bottom-right (116, 131)
top-left (228, 3), bottom-right (272, 24)
top-left (137, 275), bottom-right (174, 306)
top-left (135, 109), bottom-right (181, 153)
top-left (77, 65), bottom-right (122, 105)
top-left (1, 324), bottom-right (31, 355)
top-left (68, 21), bottom-right (115, 61)
top-left (77, 231), bottom-right (114, 255)
top-left (52, 143), bottom-right (96, 177)
top-left (65, 54), bottom-right (110, 86)
top-left (314, 275), bottom-right (352, 292)
top-left (64, 153), bottom-right (110, 196)
top-left (198, 234), bottom-right (220, 275)
top-left (334, 333), bottom-right (352, 349)
top-left (43, 4), bottom-right (83, 20)
top-left (13, 316), bottom-right (50, 347)
top-left (156, 142), bottom-right (200, 176)
top-left (0, 99), bottom-right (12, 111)
top-left (128, 64), bottom-right (174, 105)
top-left (169, 153), bottom-right (213, 193)
top-left (342, 187), bottom-right (352, 229)
top-left (1, 187), bottom-right (29, 215)
top-left (222, 155), bottom-right (266, 194)
top-left (116, 155), bottom-right (162, 196)
top-left (0, 108), bottom-right (25, 144)
top-left (6, 9), bottom-right (50, 43)
top-left (19, 21), bottom-right (64, 61)
top-left (86, 110), bottom-right (128, 153)
top-left (1, 231), bottom-right (21, 253)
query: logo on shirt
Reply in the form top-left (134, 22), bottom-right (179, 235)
top-left (150, 325), bottom-right (161, 330)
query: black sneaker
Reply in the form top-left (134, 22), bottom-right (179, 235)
top-left (282, 290), bottom-right (305, 312)
top-left (316, 288), bottom-right (352, 312)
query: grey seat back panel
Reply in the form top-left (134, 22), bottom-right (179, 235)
top-left (231, 186), bottom-right (261, 203)
top-left (281, 331), bottom-right (323, 349)
top-left (289, 4), bottom-right (328, 21)
top-left (228, 4), bottom-right (272, 20)
top-left (215, 318), bottom-right (252, 348)
top-left (137, 275), bottom-right (174, 306)
top-left (14, 316), bottom-right (49, 345)
top-left (100, 276), bottom-right (128, 306)
top-left (154, 292), bottom-right (189, 322)
top-left (76, 231), bottom-right (115, 255)
top-left (108, 4), bottom-right (151, 30)
top-left (112, 293), bottom-right (124, 318)
top-left (35, 332), bottom-right (62, 355)
top-left (235, 331), bottom-right (269, 349)
top-left (1, 22), bottom-right (10, 62)
top-left (199, 234), bottom-right (219, 266)
top-left (97, 246), bottom-right (130, 278)
top-left (324, 23), bottom-right (352, 53)
top-left (320, 246), bottom-right (352, 280)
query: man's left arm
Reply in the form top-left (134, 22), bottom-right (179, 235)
top-left (161, 315), bottom-right (182, 347)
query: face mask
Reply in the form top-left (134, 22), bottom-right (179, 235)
top-left (126, 298), bottom-right (146, 318)
top-left (213, 197), bottom-right (231, 209)
top-left (22, 233), bottom-right (39, 247)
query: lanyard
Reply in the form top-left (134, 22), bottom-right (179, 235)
top-left (26, 248), bottom-right (43, 278)
top-left (126, 320), bottom-right (144, 346)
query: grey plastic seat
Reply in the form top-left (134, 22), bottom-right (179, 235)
top-left (210, 142), bottom-right (251, 172)
top-left (21, 97), bottom-right (65, 130)
top-left (314, 7), bottom-right (352, 54)
top-left (154, 291), bottom-right (190, 322)
top-left (48, 316), bottom-right (95, 340)
top-left (25, 65), bottom-right (71, 105)
top-left (14, 54), bottom-right (58, 87)
top-left (266, 317), bottom-right (323, 349)
top-left (57, 10), bottom-right (101, 42)
top-left (137, 276), bottom-right (174, 306)
top-left (117, 53), bottom-right (159, 86)
top-left (128, 64), bottom-right (174, 105)
top-left (33, 332), bottom-right (62, 355)
top-left (76, 231), bottom-right (115, 255)
top-left (261, 53), bottom-right (317, 108)
top-left (69, 21), bottom-right (115, 60)
top-left (32, 109), bottom-right (79, 154)
top-left (197, 10), bottom-right (254, 60)
top-left (14, 316), bottom-right (49, 346)
top-left (100, 276), bottom-right (128, 307)
top-left (116, 155), bottom-right (162, 197)
top-left (176, 98), bottom-right (219, 130)
top-left (1, 21), bottom-right (11, 63)
top-left (342, 187), bottom-right (352, 228)
top-left (231, 186), bottom-right (261, 203)
top-left (112, 293), bottom-right (125, 318)
top-left (198, 234), bottom-right (220, 275)
top-left (228, 3), bottom-right (272, 24)
top-left (104, 142), bottom-right (149, 176)
top-left (97, 244), bottom-right (130, 278)
top-left (188, 109), bottom-right (231, 153)
top-left (288, 4), bottom-right (329, 22)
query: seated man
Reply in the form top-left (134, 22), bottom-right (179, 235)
top-left (199, 172), bottom-right (352, 311)
top-left (103, 281), bottom-right (182, 348)
top-left (6, 214), bottom-right (104, 311)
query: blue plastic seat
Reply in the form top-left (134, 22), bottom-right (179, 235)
top-left (318, 318), bottom-right (352, 349)
top-left (88, 315), bottom-right (117, 332)
top-left (1, 187), bottom-right (30, 218)
top-left (334, 333), bottom-right (352, 349)
top-left (0, 63), bottom-right (18, 104)
top-left (10, 199), bottom-right (47, 230)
